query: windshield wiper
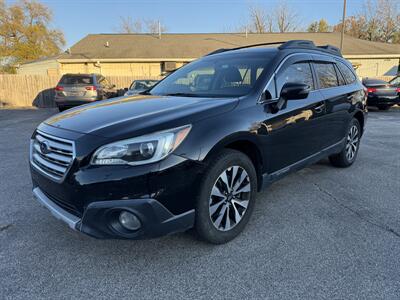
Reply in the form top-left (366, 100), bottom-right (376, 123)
top-left (163, 93), bottom-right (202, 97)
top-left (139, 90), bottom-right (152, 95)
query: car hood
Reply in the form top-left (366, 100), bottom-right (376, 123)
top-left (44, 95), bottom-right (238, 138)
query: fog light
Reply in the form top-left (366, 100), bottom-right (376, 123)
top-left (119, 211), bottom-right (141, 231)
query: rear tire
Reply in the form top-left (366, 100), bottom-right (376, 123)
top-left (329, 118), bottom-right (361, 168)
top-left (194, 149), bottom-right (257, 244)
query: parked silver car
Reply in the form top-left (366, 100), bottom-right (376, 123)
top-left (124, 79), bottom-right (158, 96)
top-left (54, 74), bottom-right (117, 111)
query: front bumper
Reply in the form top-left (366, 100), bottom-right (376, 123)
top-left (55, 99), bottom-right (97, 108)
top-left (33, 186), bottom-right (194, 239)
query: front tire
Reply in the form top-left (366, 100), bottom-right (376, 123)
top-left (329, 118), bottom-right (361, 168)
top-left (195, 149), bottom-right (257, 244)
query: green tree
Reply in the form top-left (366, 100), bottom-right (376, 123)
top-left (307, 21), bottom-right (319, 32)
top-left (0, 0), bottom-right (65, 73)
top-left (307, 19), bottom-right (330, 32)
top-left (318, 19), bottom-right (330, 32)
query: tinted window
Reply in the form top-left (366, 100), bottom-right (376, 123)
top-left (150, 54), bottom-right (273, 98)
top-left (314, 63), bottom-right (338, 89)
top-left (336, 61), bottom-right (356, 84)
top-left (60, 75), bottom-right (93, 85)
top-left (335, 65), bottom-right (346, 86)
top-left (277, 62), bottom-right (314, 90)
top-left (130, 80), bottom-right (158, 90)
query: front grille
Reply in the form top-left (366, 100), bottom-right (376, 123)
top-left (30, 130), bottom-right (75, 182)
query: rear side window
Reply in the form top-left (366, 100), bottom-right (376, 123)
top-left (336, 61), bottom-right (356, 84)
top-left (60, 75), bottom-right (93, 85)
top-left (335, 65), bottom-right (346, 86)
top-left (277, 62), bottom-right (314, 90)
top-left (314, 63), bottom-right (338, 89)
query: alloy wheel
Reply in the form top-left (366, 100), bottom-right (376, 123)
top-left (209, 166), bottom-right (251, 231)
top-left (346, 125), bottom-right (359, 161)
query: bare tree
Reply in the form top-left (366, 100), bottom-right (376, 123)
top-left (115, 17), bottom-right (167, 34)
top-left (274, 2), bottom-right (299, 33)
top-left (376, 0), bottom-right (400, 42)
top-left (239, 2), bottom-right (299, 34)
top-left (116, 16), bottom-right (142, 33)
top-left (144, 19), bottom-right (167, 35)
top-left (333, 0), bottom-right (399, 43)
top-left (248, 6), bottom-right (273, 33)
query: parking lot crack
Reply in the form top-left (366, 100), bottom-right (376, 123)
top-left (0, 224), bottom-right (13, 232)
top-left (312, 183), bottom-right (400, 239)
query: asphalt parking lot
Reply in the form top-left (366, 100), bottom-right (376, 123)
top-left (1, 107), bottom-right (399, 299)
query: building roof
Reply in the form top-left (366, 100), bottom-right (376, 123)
top-left (22, 32), bottom-right (400, 65)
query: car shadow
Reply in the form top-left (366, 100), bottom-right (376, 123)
top-left (32, 88), bottom-right (57, 108)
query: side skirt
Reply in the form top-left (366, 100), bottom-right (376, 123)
top-left (261, 138), bottom-right (346, 189)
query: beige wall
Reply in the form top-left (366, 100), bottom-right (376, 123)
top-left (59, 62), bottom-right (163, 77)
top-left (346, 57), bottom-right (399, 78)
top-left (17, 57), bottom-right (399, 78)
top-left (18, 61), bottom-right (165, 77)
top-left (17, 59), bottom-right (60, 75)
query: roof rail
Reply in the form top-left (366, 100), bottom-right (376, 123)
top-left (278, 40), bottom-right (316, 49)
top-left (317, 45), bottom-right (342, 56)
top-left (205, 41), bottom-right (287, 56)
top-left (279, 40), bottom-right (343, 57)
top-left (205, 40), bottom-right (343, 57)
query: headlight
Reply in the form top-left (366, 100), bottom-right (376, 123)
top-left (91, 125), bottom-right (191, 165)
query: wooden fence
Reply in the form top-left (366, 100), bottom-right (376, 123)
top-left (0, 75), bottom-right (162, 108)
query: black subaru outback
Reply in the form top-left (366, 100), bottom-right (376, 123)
top-left (30, 40), bottom-right (367, 244)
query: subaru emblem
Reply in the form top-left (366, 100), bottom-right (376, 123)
top-left (40, 141), bottom-right (50, 154)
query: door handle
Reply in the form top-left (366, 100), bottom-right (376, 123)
top-left (314, 103), bottom-right (325, 113)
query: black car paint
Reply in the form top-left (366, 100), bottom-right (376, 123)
top-left (363, 78), bottom-right (400, 107)
top-left (31, 47), bottom-right (367, 239)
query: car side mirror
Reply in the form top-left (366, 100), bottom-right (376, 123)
top-left (280, 82), bottom-right (310, 100)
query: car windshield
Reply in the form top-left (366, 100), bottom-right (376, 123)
top-left (60, 75), bottom-right (93, 85)
top-left (149, 53), bottom-right (273, 98)
top-left (130, 80), bottom-right (158, 90)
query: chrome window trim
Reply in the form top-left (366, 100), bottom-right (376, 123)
top-left (30, 130), bottom-right (76, 183)
top-left (259, 53), bottom-right (306, 104)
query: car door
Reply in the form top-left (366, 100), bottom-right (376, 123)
top-left (312, 56), bottom-right (355, 149)
top-left (260, 55), bottom-right (327, 173)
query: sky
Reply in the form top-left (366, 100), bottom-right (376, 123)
top-left (10, 0), bottom-right (366, 48)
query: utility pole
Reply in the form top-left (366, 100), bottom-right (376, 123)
top-left (340, 0), bottom-right (347, 51)
top-left (158, 21), bottom-right (161, 39)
